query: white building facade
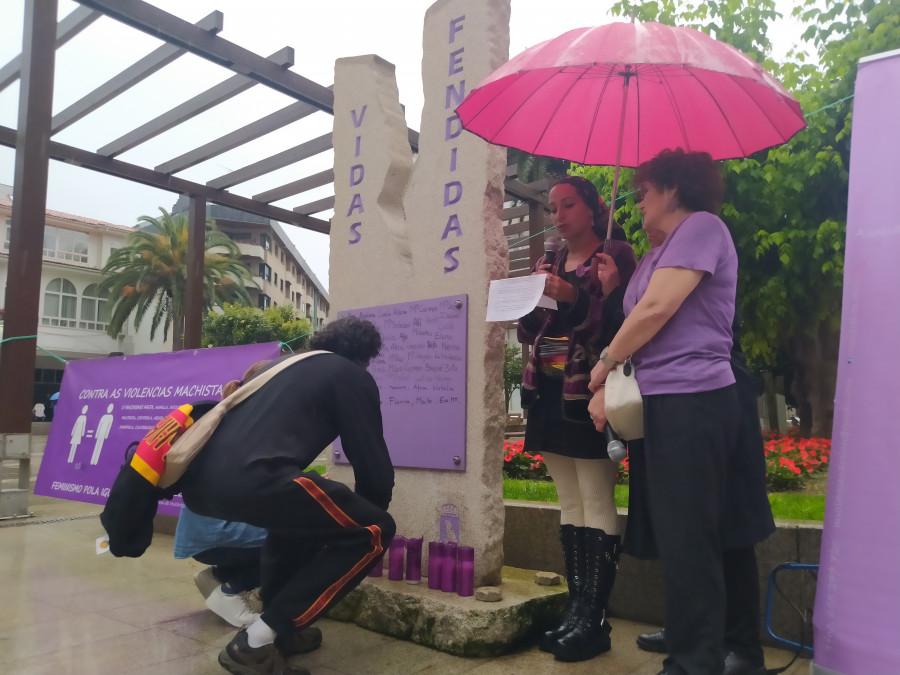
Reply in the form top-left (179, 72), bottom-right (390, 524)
top-left (1, 194), bottom-right (169, 407)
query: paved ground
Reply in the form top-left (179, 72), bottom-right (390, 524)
top-left (0, 436), bottom-right (811, 675)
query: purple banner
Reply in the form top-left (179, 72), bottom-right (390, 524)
top-left (34, 342), bottom-right (282, 516)
top-left (336, 295), bottom-right (468, 470)
top-left (812, 51), bottom-right (900, 675)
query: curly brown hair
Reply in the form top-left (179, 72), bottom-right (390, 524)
top-left (633, 148), bottom-right (725, 214)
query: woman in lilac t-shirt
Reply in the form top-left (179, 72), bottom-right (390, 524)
top-left (588, 149), bottom-right (764, 675)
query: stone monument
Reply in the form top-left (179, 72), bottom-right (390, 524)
top-left (329, 0), bottom-right (511, 587)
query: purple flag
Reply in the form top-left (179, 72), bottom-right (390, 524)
top-left (812, 50), bottom-right (900, 675)
top-left (34, 343), bottom-right (282, 516)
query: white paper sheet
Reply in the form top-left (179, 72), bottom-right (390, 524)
top-left (485, 274), bottom-right (557, 322)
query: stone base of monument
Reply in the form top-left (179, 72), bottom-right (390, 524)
top-left (326, 566), bottom-right (568, 657)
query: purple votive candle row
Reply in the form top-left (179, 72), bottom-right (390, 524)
top-left (426, 541), bottom-right (474, 596)
top-left (371, 536), bottom-right (425, 583)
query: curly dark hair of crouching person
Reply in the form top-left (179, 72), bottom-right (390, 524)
top-left (309, 315), bottom-right (382, 366)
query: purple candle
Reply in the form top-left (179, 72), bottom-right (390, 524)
top-left (457, 546), bottom-right (475, 597)
top-left (427, 541), bottom-right (445, 590)
top-left (368, 550), bottom-right (385, 577)
top-left (405, 537), bottom-right (423, 584)
top-left (441, 542), bottom-right (458, 593)
top-left (388, 536), bottom-right (407, 581)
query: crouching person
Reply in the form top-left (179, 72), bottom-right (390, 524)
top-left (179, 316), bottom-right (396, 675)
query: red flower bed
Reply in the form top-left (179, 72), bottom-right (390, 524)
top-left (503, 439), bottom-right (630, 484)
top-left (763, 432), bottom-right (830, 491)
top-left (503, 439), bottom-right (549, 480)
top-left (504, 433), bottom-right (830, 492)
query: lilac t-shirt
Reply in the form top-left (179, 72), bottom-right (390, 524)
top-left (623, 211), bottom-right (737, 395)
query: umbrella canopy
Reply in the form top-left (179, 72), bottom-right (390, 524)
top-left (456, 21), bottom-right (806, 167)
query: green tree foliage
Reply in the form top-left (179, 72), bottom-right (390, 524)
top-left (503, 344), bottom-right (524, 412)
top-left (577, 0), bottom-right (900, 436)
top-left (202, 303), bottom-right (313, 350)
top-left (100, 209), bottom-right (253, 351)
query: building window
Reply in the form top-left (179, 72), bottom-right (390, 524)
top-left (279, 279), bottom-right (284, 292)
top-left (34, 368), bottom-right (64, 386)
top-left (79, 284), bottom-right (109, 331)
top-left (258, 263), bottom-right (272, 282)
top-left (305, 302), bottom-right (311, 318)
top-left (3, 218), bottom-right (10, 249)
top-left (42, 278), bottom-right (78, 327)
top-left (258, 294), bottom-right (271, 309)
top-left (228, 231), bottom-right (251, 243)
top-left (281, 250), bottom-right (285, 264)
top-left (274, 272), bottom-right (278, 285)
top-left (43, 225), bottom-right (89, 263)
top-left (259, 233), bottom-right (271, 251)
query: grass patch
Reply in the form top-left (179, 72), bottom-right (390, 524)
top-left (504, 479), bottom-right (825, 521)
top-left (503, 479), bottom-right (629, 508)
top-left (767, 492), bottom-right (826, 521)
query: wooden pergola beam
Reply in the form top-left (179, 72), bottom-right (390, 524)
top-left (98, 47), bottom-right (295, 158)
top-left (206, 133), bottom-right (333, 190)
top-left (0, 5), bottom-right (98, 93)
top-left (156, 97), bottom-right (329, 175)
top-left (0, 124), bottom-right (330, 234)
top-left (75, 0), bottom-right (336, 113)
top-left (51, 11), bottom-right (224, 135)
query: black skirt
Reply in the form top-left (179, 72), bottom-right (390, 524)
top-left (623, 375), bottom-right (776, 559)
top-left (523, 373), bottom-right (609, 460)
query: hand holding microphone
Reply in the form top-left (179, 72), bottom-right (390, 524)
top-left (543, 236), bottom-right (561, 268)
top-left (537, 236), bottom-right (576, 303)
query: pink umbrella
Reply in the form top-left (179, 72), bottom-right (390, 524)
top-left (456, 21), bottom-right (806, 239)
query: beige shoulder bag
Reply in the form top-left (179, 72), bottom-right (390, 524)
top-left (158, 350), bottom-right (330, 489)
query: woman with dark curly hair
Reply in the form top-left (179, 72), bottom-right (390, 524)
top-left (181, 315), bottom-right (395, 675)
top-left (518, 175), bottom-right (636, 663)
top-left (588, 149), bottom-right (770, 675)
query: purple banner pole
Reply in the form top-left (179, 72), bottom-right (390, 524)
top-left (33, 343), bottom-right (283, 516)
top-left (812, 49), bottom-right (900, 675)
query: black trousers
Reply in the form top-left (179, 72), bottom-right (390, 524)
top-left (185, 469), bottom-right (395, 639)
top-left (643, 385), bottom-right (745, 675)
top-left (193, 547), bottom-right (262, 593)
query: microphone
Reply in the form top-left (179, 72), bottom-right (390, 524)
top-left (543, 236), bottom-right (561, 267)
top-left (604, 424), bottom-right (627, 463)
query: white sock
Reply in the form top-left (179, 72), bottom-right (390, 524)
top-left (245, 617), bottom-right (276, 648)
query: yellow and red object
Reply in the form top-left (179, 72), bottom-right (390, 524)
top-left (129, 404), bottom-right (194, 486)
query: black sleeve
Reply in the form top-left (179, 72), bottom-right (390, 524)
top-left (559, 283), bottom-right (591, 327)
top-left (335, 367), bottom-right (395, 511)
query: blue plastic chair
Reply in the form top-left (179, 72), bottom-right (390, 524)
top-left (764, 562), bottom-right (817, 658)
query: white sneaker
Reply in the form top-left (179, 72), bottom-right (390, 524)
top-left (193, 567), bottom-right (220, 599)
top-left (206, 586), bottom-right (260, 627)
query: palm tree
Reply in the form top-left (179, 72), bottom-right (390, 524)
top-left (100, 208), bottom-right (254, 351)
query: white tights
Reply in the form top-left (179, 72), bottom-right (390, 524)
top-left (541, 452), bottom-right (621, 535)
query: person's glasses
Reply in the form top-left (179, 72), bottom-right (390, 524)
top-left (636, 186), bottom-right (648, 202)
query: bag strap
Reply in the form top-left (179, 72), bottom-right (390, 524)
top-left (157, 350), bottom-right (331, 488)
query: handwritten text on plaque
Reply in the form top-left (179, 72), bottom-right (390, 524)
top-left (335, 295), bottom-right (468, 470)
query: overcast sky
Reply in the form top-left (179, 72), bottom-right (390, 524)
top-left (0, 0), bottom-right (802, 288)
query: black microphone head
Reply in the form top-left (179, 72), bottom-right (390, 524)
top-left (544, 236), bottom-right (561, 265)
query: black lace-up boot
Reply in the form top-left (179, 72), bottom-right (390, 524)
top-left (539, 525), bottom-right (585, 652)
top-left (551, 527), bottom-right (620, 662)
